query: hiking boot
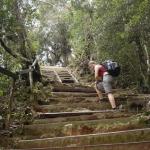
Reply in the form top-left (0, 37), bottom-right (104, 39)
top-left (96, 98), bottom-right (104, 103)
top-left (112, 105), bottom-right (124, 111)
top-left (112, 107), bottom-right (118, 110)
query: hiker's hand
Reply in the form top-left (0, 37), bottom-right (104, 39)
top-left (90, 82), bottom-right (96, 87)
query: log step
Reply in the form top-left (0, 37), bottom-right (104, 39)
top-left (37, 110), bottom-right (125, 119)
top-left (33, 112), bottom-right (132, 124)
top-left (40, 66), bottom-right (79, 83)
top-left (22, 115), bottom-right (140, 140)
top-left (15, 141), bottom-right (150, 150)
top-left (15, 128), bottom-right (150, 149)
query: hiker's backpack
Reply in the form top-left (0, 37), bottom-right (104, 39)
top-left (102, 60), bottom-right (120, 77)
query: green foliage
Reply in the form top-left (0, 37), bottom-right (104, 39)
top-left (0, 0), bottom-right (150, 90)
top-left (0, 0), bottom-right (41, 92)
top-left (0, 75), bottom-right (10, 96)
top-left (36, 1), bottom-right (72, 66)
top-left (65, 0), bottom-right (150, 89)
top-left (35, 0), bottom-right (149, 89)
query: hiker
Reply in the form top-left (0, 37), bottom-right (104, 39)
top-left (88, 61), bottom-right (118, 110)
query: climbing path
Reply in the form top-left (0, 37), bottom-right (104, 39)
top-left (14, 66), bottom-right (150, 149)
top-left (41, 66), bottom-right (78, 83)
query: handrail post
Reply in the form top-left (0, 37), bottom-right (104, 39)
top-left (29, 66), bottom-right (33, 90)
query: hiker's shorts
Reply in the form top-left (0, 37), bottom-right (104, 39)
top-left (96, 74), bottom-right (113, 94)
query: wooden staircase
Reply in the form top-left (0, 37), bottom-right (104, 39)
top-left (41, 66), bottom-right (78, 84)
top-left (13, 67), bottom-right (150, 150)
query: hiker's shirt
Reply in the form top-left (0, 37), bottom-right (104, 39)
top-left (94, 64), bottom-right (107, 81)
top-left (94, 64), bottom-right (113, 93)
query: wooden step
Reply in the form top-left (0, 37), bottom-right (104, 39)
top-left (15, 141), bottom-right (150, 150)
top-left (40, 66), bottom-right (78, 83)
top-left (52, 86), bottom-right (96, 93)
top-left (51, 92), bottom-right (150, 101)
top-left (61, 80), bottom-right (75, 83)
top-left (34, 102), bottom-right (112, 112)
top-left (15, 128), bottom-right (150, 149)
top-left (33, 112), bottom-right (132, 124)
top-left (60, 77), bottom-right (73, 79)
top-left (36, 95), bottom-right (148, 113)
top-left (22, 115), bottom-right (141, 140)
top-left (52, 92), bottom-right (98, 97)
top-left (37, 110), bottom-right (119, 119)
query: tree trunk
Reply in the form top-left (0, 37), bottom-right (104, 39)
top-left (13, 0), bottom-right (32, 60)
top-left (0, 38), bottom-right (30, 63)
top-left (33, 62), bottom-right (42, 83)
top-left (144, 44), bottom-right (150, 87)
top-left (6, 79), bottom-right (16, 129)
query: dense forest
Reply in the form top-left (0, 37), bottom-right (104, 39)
top-left (0, 0), bottom-right (150, 118)
top-left (0, 0), bottom-right (150, 149)
top-left (0, 0), bottom-right (150, 93)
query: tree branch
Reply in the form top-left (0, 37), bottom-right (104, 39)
top-left (0, 38), bottom-right (31, 63)
top-left (0, 38), bottom-right (18, 58)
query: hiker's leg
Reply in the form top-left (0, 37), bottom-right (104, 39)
top-left (103, 75), bottom-right (116, 108)
top-left (94, 84), bottom-right (103, 100)
top-left (108, 93), bottom-right (116, 109)
top-left (94, 81), bottom-right (104, 100)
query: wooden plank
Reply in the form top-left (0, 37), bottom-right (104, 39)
top-left (15, 128), bottom-right (150, 149)
top-left (67, 68), bottom-right (79, 83)
top-left (52, 86), bottom-right (96, 93)
top-left (60, 77), bottom-right (73, 80)
top-left (18, 141), bottom-right (150, 150)
top-left (19, 68), bottom-right (33, 74)
top-left (51, 92), bottom-right (98, 97)
top-left (37, 110), bottom-right (119, 119)
top-left (40, 66), bottom-right (79, 83)
top-left (54, 71), bottom-right (62, 83)
top-left (33, 112), bottom-right (132, 124)
top-left (58, 75), bottom-right (72, 77)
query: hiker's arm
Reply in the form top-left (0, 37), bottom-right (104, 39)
top-left (95, 65), bottom-right (102, 81)
top-left (90, 82), bottom-right (95, 87)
